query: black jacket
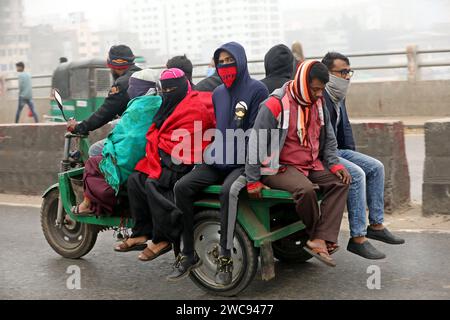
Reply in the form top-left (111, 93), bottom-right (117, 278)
top-left (194, 73), bottom-right (222, 92)
top-left (261, 44), bottom-right (294, 94)
top-left (324, 90), bottom-right (356, 151)
top-left (74, 64), bottom-right (141, 135)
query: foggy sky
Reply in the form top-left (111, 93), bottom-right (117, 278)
top-left (22, 0), bottom-right (450, 58)
top-left (24, 0), bottom-right (450, 30)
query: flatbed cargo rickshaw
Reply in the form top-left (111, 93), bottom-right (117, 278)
top-left (41, 91), bottom-right (313, 297)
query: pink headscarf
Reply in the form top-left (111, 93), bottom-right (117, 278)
top-left (160, 68), bottom-right (192, 93)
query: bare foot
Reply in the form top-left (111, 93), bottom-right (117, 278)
top-left (126, 236), bottom-right (147, 247)
top-left (148, 241), bottom-right (170, 253)
top-left (138, 241), bottom-right (171, 261)
top-left (307, 239), bottom-right (334, 262)
top-left (73, 199), bottom-right (92, 214)
top-left (114, 236), bottom-right (147, 251)
top-left (307, 239), bottom-right (327, 250)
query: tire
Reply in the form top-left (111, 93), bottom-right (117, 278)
top-left (189, 210), bottom-right (258, 297)
top-left (41, 188), bottom-right (98, 259)
top-left (272, 230), bottom-right (313, 263)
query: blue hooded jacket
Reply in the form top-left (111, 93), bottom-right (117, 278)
top-left (210, 42), bottom-right (269, 171)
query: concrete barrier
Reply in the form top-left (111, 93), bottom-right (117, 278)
top-left (351, 120), bottom-right (411, 212)
top-left (423, 118), bottom-right (450, 215)
top-left (0, 123), bottom-right (111, 196)
top-left (0, 98), bottom-right (51, 124)
top-left (1, 80), bottom-right (450, 123)
top-left (345, 80), bottom-right (450, 118)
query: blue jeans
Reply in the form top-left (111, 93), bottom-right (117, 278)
top-left (338, 149), bottom-right (385, 238)
top-left (16, 97), bottom-right (39, 123)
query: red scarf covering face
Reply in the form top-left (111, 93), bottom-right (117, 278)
top-left (134, 92), bottom-right (215, 179)
top-left (288, 60), bottom-right (324, 147)
top-left (217, 63), bottom-right (238, 88)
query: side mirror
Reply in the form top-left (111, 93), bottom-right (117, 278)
top-left (53, 89), bottom-right (68, 121)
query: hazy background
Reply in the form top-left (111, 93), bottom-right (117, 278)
top-left (1, 0), bottom-right (450, 81)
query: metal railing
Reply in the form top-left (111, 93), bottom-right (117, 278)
top-left (2, 45), bottom-right (450, 97)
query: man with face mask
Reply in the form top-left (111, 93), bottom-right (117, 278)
top-left (195, 58), bottom-right (222, 92)
top-left (322, 52), bottom-right (405, 260)
top-left (67, 45), bottom-right (141, 141)
top-left (171, 42), bottom-right (268, 285)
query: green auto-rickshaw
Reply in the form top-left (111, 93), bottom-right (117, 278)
top-left (49, 59), bottom-right (113, 122)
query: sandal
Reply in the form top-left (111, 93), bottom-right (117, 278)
top-left (138, 243), bottom-right (172, 262)
top-left (303, 245), bottom-right (337, 267)
top-left (114, 239), bottom-right (148, 253)
top-left (326, 242), bottom-right (340, 255)
top-left (71, 204), bottom-right (95, 216)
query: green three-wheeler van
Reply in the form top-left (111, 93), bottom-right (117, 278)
top-left (41, 92), bottom-right (314, 297)
top-left (49, 59), bottom-right (113, 122)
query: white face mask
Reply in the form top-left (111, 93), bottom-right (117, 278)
top-left (326, 74), bottom-right (351, 103)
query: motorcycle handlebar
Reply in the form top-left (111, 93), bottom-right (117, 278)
top-left (65, 132), bottom-right (89, 139)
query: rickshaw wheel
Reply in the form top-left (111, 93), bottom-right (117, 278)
top-left (272, 230), bottom-right (313, 263)
top-left (41, 189), bottom-right (98, 259)
top-left (190, 210), bottom-right (258, 297)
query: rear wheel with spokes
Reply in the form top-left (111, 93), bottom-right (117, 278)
top-left (189, 210), bottom-right (258, 297)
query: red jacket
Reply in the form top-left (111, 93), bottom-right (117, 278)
top-left (135, 91), bottom-right (216, 179)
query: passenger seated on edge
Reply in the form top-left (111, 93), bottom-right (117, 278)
top-left (322, 52), bottom-right (405, 260)
top-left (246, 61), bottom-right (351, 267)
top-left (116, 68), bottom-right (215, 263)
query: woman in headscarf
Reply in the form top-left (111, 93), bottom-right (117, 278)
top-left (72, 69), bottom-right (160, 217)
top-left (115, 68), bottom-right (215, 262)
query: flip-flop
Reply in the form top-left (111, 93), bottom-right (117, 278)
top-left (71, 205), bottom-right (95, 216)
top-left (327, 243), bottom-right (340, 255)
top-left (303, 246), bottom-right (337, 267)
top-left (114, 240), bottom-right (148, 253)
top-left (138, 244), bottom-right (172, 262)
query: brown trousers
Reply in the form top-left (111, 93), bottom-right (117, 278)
top-left (262, 166), bottom-right (349, 244)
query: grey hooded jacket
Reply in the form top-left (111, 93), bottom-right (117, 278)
top-left (245, 83), bottom-right (341, 183)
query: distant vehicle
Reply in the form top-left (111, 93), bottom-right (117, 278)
top-left (48, 59), bottom-right (113, 122)
top-left (134, 56), bottom-right (148, 69)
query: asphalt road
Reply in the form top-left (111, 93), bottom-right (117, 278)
top-left (1, 205), bottom-right (449, 300)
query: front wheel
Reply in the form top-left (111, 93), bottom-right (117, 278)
top-left (41, 189), bottom-right (98, 259)
top-left (189, 210), bottom-right (258, 297)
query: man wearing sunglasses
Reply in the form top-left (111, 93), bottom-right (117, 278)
top-left (322, 52), bottom-right (405, 260)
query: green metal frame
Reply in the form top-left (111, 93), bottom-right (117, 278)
top-left (57, 168), bottom-right (134, 228)
top-left (197, 186), bottom-right (306, 247)
top-left (54, 168), bottom-right (307, 248)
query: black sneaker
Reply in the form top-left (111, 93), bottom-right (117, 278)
top-left (215, 256), bottom-right (233, 286)
top-left (347, 239), bottom-right (386, 260)
top-left (166, 253), bottom-right (202, 282)
top-left (367, 227), bottom-right (406, 245)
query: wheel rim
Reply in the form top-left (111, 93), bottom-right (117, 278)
top-left (192, 220), bottom-right (245, 290)
top-left (45, 196), bottom-right (88, 250)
